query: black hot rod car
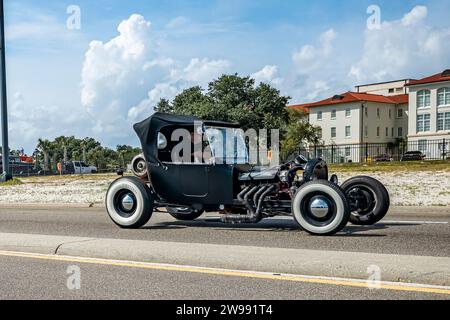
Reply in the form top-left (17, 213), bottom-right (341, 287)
top-left (106, 113), bottom-right (390, 236)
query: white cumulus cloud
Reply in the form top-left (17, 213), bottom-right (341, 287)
top-left (251, 65), bottom-right (283, 87)
top-left (80, 14), bottom-right (231, 134)
top-left (350, 5), bottom-right (450, 82)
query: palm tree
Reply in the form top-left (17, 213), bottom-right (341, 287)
top-left (37, 139), bottom-right (52, 172)
top-left (55, 136), bottom-right (69, 163)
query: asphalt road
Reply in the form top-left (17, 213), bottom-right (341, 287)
top-left (0, 254), bottom-right (447, 300)
top-left (0, 206), bottom-right (449, 300)
top-left (0, 206), bottom-right (448, 257)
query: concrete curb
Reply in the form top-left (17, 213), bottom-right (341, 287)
top-left (0, 232), bottom-right (449, 286)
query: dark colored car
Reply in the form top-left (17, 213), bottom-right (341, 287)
top-left (105, 113), bottom-right (390, 236)
top-left (401, 151), bottom-right (426, 162)
top-left (374, 154), bottom-right (392, 162)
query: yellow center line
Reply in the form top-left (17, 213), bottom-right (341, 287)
top-left (0, 250), bottom-right (449, 296)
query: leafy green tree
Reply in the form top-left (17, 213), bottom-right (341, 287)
top-left (165, 74), bottom-right (290, 132)
top-left (37, 139), bottom-right (52, 171)
top-left (154, 98), bottom-right (173, 113)
top-left (281, 109), bottom-right (322, 159)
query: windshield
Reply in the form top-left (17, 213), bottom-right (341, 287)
top-left (205, 127), bottom-right (249, 164)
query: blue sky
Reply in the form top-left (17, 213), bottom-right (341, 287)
top-left (3, 0), bottom-right (450, 152)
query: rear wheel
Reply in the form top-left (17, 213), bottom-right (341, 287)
top-left (292, 180), bottom-right (350, 236)
top-left (167, 207), bottom-right (204, 221)
top-left (106, 177), bottom-right (154, 228)
top-left (341, 176), bottom-right (390, 226)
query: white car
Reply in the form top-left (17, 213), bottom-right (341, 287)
top-left (72, 161), bottom-right (98, 174)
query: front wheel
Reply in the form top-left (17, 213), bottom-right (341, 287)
top-left (106, 177), bottom-right (154, 228)
top-left (341, 176), bottom-right (390, 226)
top-left (292, 180), bottom-right (350, 236)
top-left (167, 207), bottom-right (204, 221)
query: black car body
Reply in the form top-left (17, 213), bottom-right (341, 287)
top-left (401, 151), bottom-right (426, 161)
top-left (105, 113), bottom-right (391, 235)
top-left (373, 154), bottom-right (392, 162)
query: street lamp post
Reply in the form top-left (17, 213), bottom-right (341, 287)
top-left (0, 0), bottom-right (10, 181)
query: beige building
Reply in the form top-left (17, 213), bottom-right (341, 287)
top-left (291, 91), bottom-right (408, 162)
top-left (406, 70), bottom-right (450, 158)
top-left (355, 79), bottom-right (411, 96)
top-left (290, 69), bottom-right (450, 162)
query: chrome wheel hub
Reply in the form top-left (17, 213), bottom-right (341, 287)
top-left (136, 160), bottom-right (146, 172)
top-left (121, 193), bottom-right (135, 212)
top-left (309, 197), bottom-right (330, 218)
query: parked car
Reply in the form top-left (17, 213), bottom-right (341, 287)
top-left (374, 154), bottom-right (392, 162)
top-left (105, 113), bottom-right (391, 236)
top-left (400, 151), bottom-right (426, 162)
top-left (70, 161), bottom-right (98, 174)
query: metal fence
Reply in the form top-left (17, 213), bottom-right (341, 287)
top-left (299, 139), bottom-right (450, 164)
top-left (0, 162), bottom-right (123, 177)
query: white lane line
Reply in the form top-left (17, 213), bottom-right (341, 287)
top-left (382, 220), bottom-right (448, 225)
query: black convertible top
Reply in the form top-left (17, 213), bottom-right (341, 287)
top-left (134, 112), bottom-right (240, 165)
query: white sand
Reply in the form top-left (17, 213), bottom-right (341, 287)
top-left (338, 171), bottom-right (450, 207)
top-left (0, 172), bottom-right (449, 207)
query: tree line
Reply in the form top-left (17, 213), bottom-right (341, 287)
top-left (32, 137), bottom-right (141, 173)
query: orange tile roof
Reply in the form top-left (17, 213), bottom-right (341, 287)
top-left (389, 94), bottom-right (409, 104)
top-left (407, 70), bottom-right (450, 86)
top-left (288, 104), bottom-right (309, 113)
top-left (289, 92), bottom-right (408, 109)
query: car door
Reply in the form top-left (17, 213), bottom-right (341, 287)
top-left (73, 161), bottom-right (80, 174)
top-left (179, 164), bottom-right (209, 198)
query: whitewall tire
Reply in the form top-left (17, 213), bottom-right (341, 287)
top-left (292, 180), bottom-right (350, 236)
top-left (106, 177), bottom-right (154, 228)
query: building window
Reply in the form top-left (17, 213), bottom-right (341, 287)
top-left (438, 112), bottom-right (450, 131)
top-left (385, 127), bottom-right (389, 137)
top-left (377, 108), bottom-right (380, 118)
top-left (331, 127), bottom-right (337, 138)
top-left (317, 111), bottom-right (323, 121)
top-left (396, 88), bottom-right (403, 93)
top-left (437, 88), bottom-right (450, 107)
top-left (417, 114), bottom-right (431, 133)
top-left (345, 109), bottom-right (351, 117)
top-left (417, 90), bottom-right (431, 108)
top-left (376, 127), bottom-right (380, 137)
top-left (398, 127), bottom-right (403, 137)
top-left (418, 140), bottom-right (427, 152)
top-left (397, 108), bottom-right (403, 118)
top-left (391, 127), bottom-right (394, 137)
top-left (345, 147), bottom-right (351, 157)
top-left (345, 126), bottom-right (351, 138)
top-left (364, 126), bottom-right (368, 137)
top-left (365, 107), bottom-right (368, 117)
top-left (331, 110), bottom-right (337, 119)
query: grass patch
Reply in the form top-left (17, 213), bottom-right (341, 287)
top-left (329, 160), bottom-right (450, 173)
top-left (0, 178), bottom-right (23, 186)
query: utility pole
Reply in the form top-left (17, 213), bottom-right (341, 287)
top-left (0, 0), bottom-right (10, 181)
